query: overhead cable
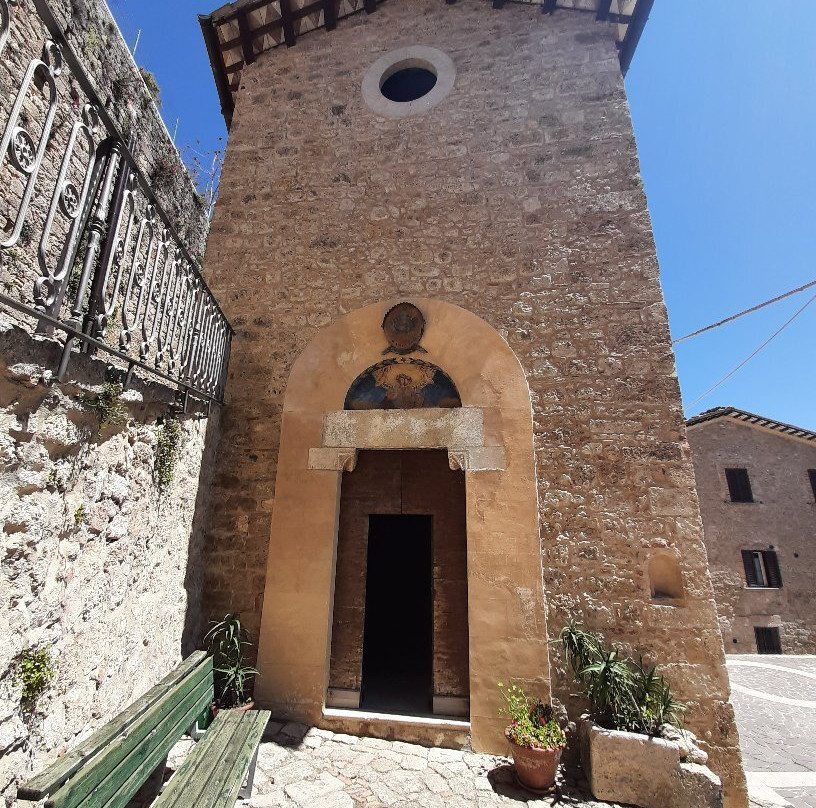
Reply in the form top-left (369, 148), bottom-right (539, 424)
top-left (687, 291), bottom-right (816, 409)
top-left (672, 278), bottom-right (816, 345)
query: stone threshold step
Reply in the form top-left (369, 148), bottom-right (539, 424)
top-left (319, 707), bottom-right (471, 750)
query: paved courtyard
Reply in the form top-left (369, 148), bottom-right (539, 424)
top-left (157, 655), bottom-right (816, 808)
top-left (727, 655), bottom-right (816, 808)
top-left (165, 720), bottom-right (620, 808)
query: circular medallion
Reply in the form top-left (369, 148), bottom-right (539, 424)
top-left (10, 127), bottom-right (36, 174)
top-left (59, 181), bottom-right (81, 218)
top-left (382, 302), bottom-right (424, 354)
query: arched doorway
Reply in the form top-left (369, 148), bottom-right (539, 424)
top-left (253, 299), bottom-right (549, 754)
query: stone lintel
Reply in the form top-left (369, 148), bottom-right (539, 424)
top-left (323, 408), bottom-right (484, 450)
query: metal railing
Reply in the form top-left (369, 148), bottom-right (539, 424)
top-left (0, 0), bottom-right (232, 404)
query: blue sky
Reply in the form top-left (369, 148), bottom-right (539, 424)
top-left (109, 0), bottom-right (816, 430)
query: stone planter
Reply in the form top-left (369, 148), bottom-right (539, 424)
top-left (577, 716), bottom-right (723, 808)
top-left (505, 732), bottom-right (563, 793)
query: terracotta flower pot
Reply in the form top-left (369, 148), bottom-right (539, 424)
top-left (506, 731), bottom-right (563, 793)
top-left (210, 699), bottom-right (254, 719)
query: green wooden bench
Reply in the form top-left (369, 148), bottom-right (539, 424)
top-left (18, 651), bottom-right (270, 808)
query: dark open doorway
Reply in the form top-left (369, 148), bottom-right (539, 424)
top-left (361, 514), bottom-right (433, 714)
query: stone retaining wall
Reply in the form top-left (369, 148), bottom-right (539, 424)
top-left (0, 0), bottom-right (219, 803)
top-left (0, 317), bottom-right (220, 805)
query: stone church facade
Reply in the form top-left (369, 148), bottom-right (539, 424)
top-left (199, 1), bottom-right (747, 804)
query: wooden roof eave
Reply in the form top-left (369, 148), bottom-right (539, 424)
top-left (199, 13), bottom-right (235, 127)
top-left (200, 0), bottom-right (651, 129)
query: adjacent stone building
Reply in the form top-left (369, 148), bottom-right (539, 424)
top-left (198, 0), bottom-right (747, 804)
top-left (687, 407), bottom-right (816, 655)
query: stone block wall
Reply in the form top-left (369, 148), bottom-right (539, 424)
top-left (201, 1), bottom-right (746, 804)
top-left (0, 1), bottom-right (221, 803)
top-left (687, 417), bottom-right (816, 653)
top-left (0, 319), bottom-right (220, 805)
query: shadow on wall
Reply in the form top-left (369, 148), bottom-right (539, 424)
top-left (181, 406), bottom-right (222, 656)
top-left (0, 316), bottom-right (221, 801)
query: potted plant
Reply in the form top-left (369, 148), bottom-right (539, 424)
top-left (499, 682), bottom-right (566, 794)
top-left (204, 613), bottom-right (259, 713)
top-left (559, 622), bottom-right (722, 808)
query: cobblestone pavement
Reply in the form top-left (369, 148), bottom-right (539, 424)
top-left (727, 655), bottom-right (816, 808)
top-left (166, 722), bottom-right (620, 808)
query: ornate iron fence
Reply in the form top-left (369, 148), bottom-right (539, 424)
top-left (0, 0), bottom-right (232, 405)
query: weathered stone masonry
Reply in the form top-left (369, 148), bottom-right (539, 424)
top-left (200, 2), bottom-right (747, 805)
top-left (0, 0), bottom-right (219, 803)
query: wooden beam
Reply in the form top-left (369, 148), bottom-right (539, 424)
top-left (237, 11), bottom-right (255, 65)
top-left (619, 0), bottom-right (654, 74)
top-left (323, 0), bottom-right (337, 30)
top-left (492, 0), bottom-right (505, 8)
top-left (364, 0), bottom-right (377, 13)
top-left (211, 0), bottom-right (273, 26)
top-left (279, 0), bottom-right (297, 46)
top-left (596, 0), bottom-right (612, 21)
top-left (198, 15), bottom-right (235, 129)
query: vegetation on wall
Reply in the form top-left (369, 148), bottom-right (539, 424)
top-left (181, 139), bottom-right (224, 220)
top-left (154, 417), bottom-right (183, 492)
top-left (73, 504), bottom-right (86, 525)
top-left (138, 67), bottom-right (161, 108)
top-left (84, 381), bottom-right (128, 433)
top-left (17, 647), bottom-right (56, 709)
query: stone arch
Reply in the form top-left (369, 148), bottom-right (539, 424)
top-left (253, 298), bottom-right (549, 754)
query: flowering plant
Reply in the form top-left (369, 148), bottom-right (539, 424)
top-left (499, 682), bottom-right (566, 750)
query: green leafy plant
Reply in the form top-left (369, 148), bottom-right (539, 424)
top-left (498, 682), bottom-right (566, 750)
top-left (560, 621), bottom-right (685, 736)
top-left (154, 417), bottom-right (183, 492)
top-left (73, 504), bottom-right (86, 525)
top-left (18, 647), bottom-right (56, 708)
top-left (204, 613), bottom-right (258, 708)
top-left (84, 381), bottom-right (127, 432)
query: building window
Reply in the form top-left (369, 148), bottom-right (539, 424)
top-left (741, 549), bottom-right (783, 588)
top-left (362, 46), bottom-right (456, 118)
top-left (380, 67), bottom-right (437, 103)
top-left (754, 626), bottom-right (782, 654)
top-left (725, 467), bottom-right (754, 502)
top-left (809, 469), bottom-right (816, 501)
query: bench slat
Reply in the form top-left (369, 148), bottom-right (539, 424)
top-left (157, 712), bottom-right (253, 808)
top-left (47, 675), bottom-right (212, 808)
top-left (211, 712), bottom-right (270, 808)
top-left (154, 710), bottom-right (270, 808)
top-left (143, 706), bottom-right (233, 808)
top-left (19, 651), bottom-right (209, 801)
top-left (96, 682), bottom-right (214, 808)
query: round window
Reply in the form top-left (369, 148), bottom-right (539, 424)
top-left (380, 67), bottom-right (437, 103)
top-left (362, 46), bottom-right (455, 118)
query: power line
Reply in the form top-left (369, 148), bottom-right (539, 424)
top-left (687, 291), bottom-right (816, 409)
top-left (672, 278), bottom-right (816, 345)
